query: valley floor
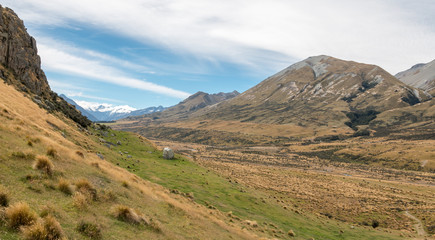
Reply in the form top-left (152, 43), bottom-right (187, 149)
top-left (151, 138), bottom-right (435, 239)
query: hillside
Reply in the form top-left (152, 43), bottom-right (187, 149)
top-left (133, 90), bottom-right (239, 122)
top-left (115, 56), bottom-right (434, 144)
top-left (396, 60), bottom-right (435, 95)
top-left (200, 56), bottom-right (430, 128)
top-left (0, 4), bottom-right (413, 240)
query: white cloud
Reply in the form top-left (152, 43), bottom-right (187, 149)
top-left (4, 0), bottom-right (435, 73)
top-left (37, 42), bottom-right (191, 99)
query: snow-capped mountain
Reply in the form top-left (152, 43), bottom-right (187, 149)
top-left (60, 95), bottom-right (165, 121)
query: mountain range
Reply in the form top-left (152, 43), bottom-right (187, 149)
top-left (116, 55), bottom-right (435, 144)
top-left (60, 94), bottom-right (166, 121)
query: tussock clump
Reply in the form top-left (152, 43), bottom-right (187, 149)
top-left (0, 185), bottom-right (10, 207)
top-left (244, 220), bottom-right (258, 227)
top-left (100, 189), bottom-right (117, 202)
top-left (288, 229), bottom-right (295, 237)
top-left (39, 204), bottom-right (57, 218)
top-left (11, 151), bottom-right (35, 160)
top-left (121, 181), bottom-right (129, 188)
top-left (72, 192), bottom-right (88, 210)
top-left (76, 220), bottom-right (102, 239)
top-left (22, 215), bottom-right (65, 240)
top-left (75, 151), bottom-right (84, 158)
top-left (27, 140), bottom-right (33, 147)
top-left (57, 179), bottom-right (73, 195)
top-left (148, 218), bottom-right (163, 233)
top-left (46, 147), bottom-right (57, 158)
top-left (5, 202), bottom-right (37, 229)
top-left (111, 205), bottom-right (142, 224)
top-left (33, 156), bottom-right (54, 176)
top-left (75, 179), bottom-right (97, 200)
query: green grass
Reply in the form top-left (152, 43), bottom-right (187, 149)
top-left (95, 128), bottom-right (405, 240)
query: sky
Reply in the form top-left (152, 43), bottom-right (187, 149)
top-left (3, 0), bottom-right (435, 109)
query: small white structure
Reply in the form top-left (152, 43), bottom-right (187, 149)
top-left (163, 147), bottom-right (174, 159)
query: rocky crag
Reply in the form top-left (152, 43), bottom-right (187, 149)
top-left (0, 5), bottom-right (91, 127)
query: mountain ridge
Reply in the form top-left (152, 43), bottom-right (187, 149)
top-left (395, 59), bottom-right (435, 95)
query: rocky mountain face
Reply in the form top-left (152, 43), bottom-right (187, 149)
top-left (0, 5), bottom-right (91, 127)
top-left (396, 60), bottom-right (435, 95)
top-left (0, 5), bottom-right (50, 96)
top-left (131, 90), bottom-right (240, 121)
top-left (200, 56), bottom-right (430, 129)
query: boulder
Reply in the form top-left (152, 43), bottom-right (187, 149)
top-left (163, 147), bottom-right (174, 159)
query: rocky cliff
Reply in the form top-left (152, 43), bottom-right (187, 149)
top-left (0, 5), bottom-right (91, 127)
top-left (0, 6), bottom-right (50, 96)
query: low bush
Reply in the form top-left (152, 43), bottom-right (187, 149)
top-left (5, 202), bottom-right (37, 229)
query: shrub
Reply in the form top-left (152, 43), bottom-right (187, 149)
top-left (22, 215), bottom-right (64, 240)
top-left (5, 202), bottom-right (37, 229)
top-left (46, 148), bottom-right (57, 158)
top-left (121, 181), bottom-right (129, 188)
top-left (57, 179), bottom-right (73, 195)
top-left (112, 205), bottom-right (141, 224)
top-left (76, 220), bottom-right (102, 239)
top-left (27, 140), bottom-right (33, 147)
top-left (33, 156), bottom-right (54, 176)
top-left (75, 179), bottom-right (97, 200)
top-left (0, 185), bottom-right (10, 207)
top-left (72, 192), bottom-right (88, 210)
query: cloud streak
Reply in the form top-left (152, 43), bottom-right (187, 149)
top-left (37, 42), bottom-right (191, 99)
top-left (4, 0), bottom-right (435, 73)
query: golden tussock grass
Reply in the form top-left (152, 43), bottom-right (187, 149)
top-left (57, 178), bottom-right (73, 195)
top-left (75, 178), bottom-right (97, 200)
top-left (72, 192), bottom-right (88, 210)
top-left (5, 202), bottom-right (37, 229)
top-left (33, 155), bottom-right (54, 176)
top-left (22, 215), bottom-right (65, 240)
top-left (111, 205), bottom-right (142, 225)
top-left (46, 147), bottom-right (57, 158)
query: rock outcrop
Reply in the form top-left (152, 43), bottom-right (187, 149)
top-left (163, 147), bottom-right (174, 159)
top-left (0, 5), bottom-right (50, 96)
top-left (0, 5), bottom-right (91, 128)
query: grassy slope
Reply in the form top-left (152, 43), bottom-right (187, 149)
top-left (98, 129), bottom-right (405, 240)
top-left (0, 81), bottom-right (404, 239)
top-left (0, 81), bottom-right (259, 240)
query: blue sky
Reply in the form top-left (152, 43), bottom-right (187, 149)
top-left (3, 0), bottom-right (435, 109)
